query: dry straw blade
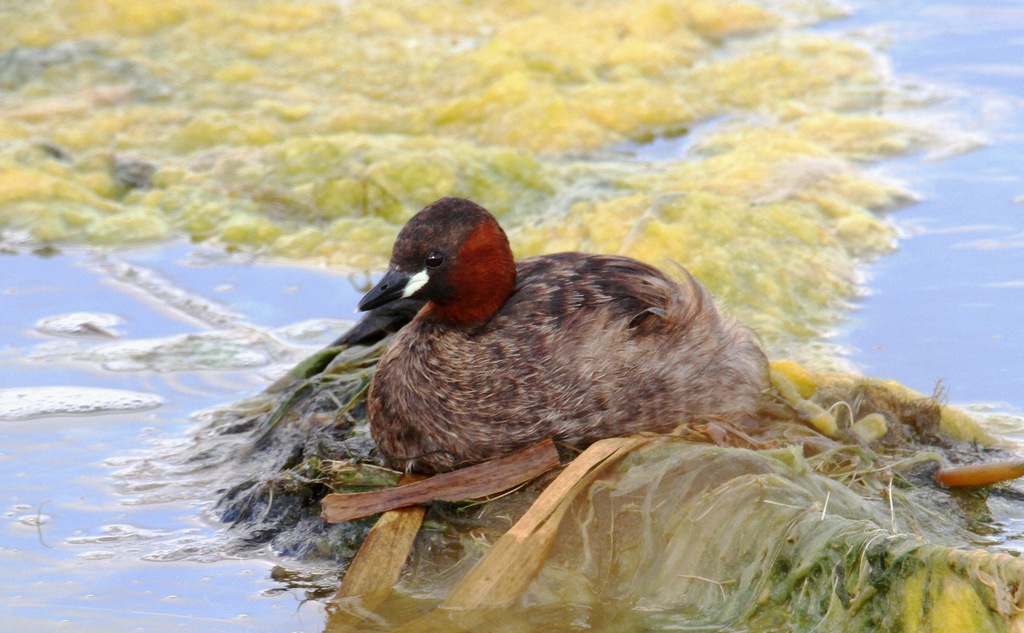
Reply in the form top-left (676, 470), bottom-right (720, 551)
top-left (333, 478), bottom-right (427, 602)
top-left (321, 438), bottom-right (561, 523)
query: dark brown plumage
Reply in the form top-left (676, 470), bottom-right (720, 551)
top-left (358, 197), bottom-right (768, 473)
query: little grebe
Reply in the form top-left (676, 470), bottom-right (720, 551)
top-left (358, 197), bottom-right (768, 473)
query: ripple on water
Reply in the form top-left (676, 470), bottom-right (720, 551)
top-left (0, 386), bottom-right (163, 420)
top-left (77, 550), bottom-right (116, 560)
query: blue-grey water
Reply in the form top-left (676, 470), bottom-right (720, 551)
top-left (829, 0), bottom-right (1024, 410)
top-left (2, 245), bottom-right (363, 631)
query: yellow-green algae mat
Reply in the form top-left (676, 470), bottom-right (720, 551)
top-left (1, 0), bottom-right (929, 357)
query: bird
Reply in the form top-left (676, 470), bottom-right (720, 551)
top-left (357, 197), bottom-right (768, 474)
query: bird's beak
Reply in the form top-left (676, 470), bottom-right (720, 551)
top-left (357, 269), bottom-right (412, 311)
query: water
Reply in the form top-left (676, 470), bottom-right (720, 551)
top-left (1, 245), bottom-right (362, 631)
top-left (827, 0), bottom-right (1024, 411)
top-left (2, 0), bottom-right (1024, 631)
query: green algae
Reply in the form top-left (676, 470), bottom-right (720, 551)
top-left (509, 442), bottom-right (1024, 632)
top-left (0, 0), bottom-right (940, 355)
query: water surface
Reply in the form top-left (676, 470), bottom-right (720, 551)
top-left (830, 0), bottom-right (1024, 411)
top-left (2, 245), bottom-right (360, 631)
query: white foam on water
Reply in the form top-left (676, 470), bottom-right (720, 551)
top-left (35, 312), bottom-right (123, 339)
top-left (0, 387), bottom-right (164, 420)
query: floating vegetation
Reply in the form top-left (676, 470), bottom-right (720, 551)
top-left (0, 0), bottom-right (938, 358)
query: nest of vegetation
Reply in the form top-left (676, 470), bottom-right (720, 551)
top-left (186, 330), bottom-right (1024, 631)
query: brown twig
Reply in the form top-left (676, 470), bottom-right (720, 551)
top-left (934, 460), bottom-right (1024, 488)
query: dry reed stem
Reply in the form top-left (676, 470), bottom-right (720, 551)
top-left (325, 475), bottom-right (426, 633)
top-left (321, 439), bottom-right (560, 522)
top-left (934, 460), bottom-right (1024, 488)
top-left (334, 501), bottom-right (426, 599)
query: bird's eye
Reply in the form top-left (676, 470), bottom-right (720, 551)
top-left (425, 251), bottom-right (445, 269)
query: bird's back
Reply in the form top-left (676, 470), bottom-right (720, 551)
top-left (369, 253), bottom-right (767, 473)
